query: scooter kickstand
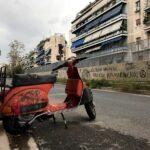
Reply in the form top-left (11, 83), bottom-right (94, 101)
top-left (52, 115), bottom-right (56, 124)
top-left (61, 113), bottom-right (68, 129)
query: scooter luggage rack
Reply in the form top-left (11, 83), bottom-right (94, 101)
top-left (0, 66), bottom-right (7, 101)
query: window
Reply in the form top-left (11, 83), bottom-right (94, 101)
top-left (136, 37), bottom-right (141, 43)
top-left (135, 0), bottom-right (140, 12)
top-left (138, 55), bottom-right (143, 61)
top-left (136, 19), bottom-right (141, 26)
top-left (136, 37), bottom-right (141, 51)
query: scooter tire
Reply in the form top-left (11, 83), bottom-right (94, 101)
top-left (85, 101), bottom-right (96, 120)
top-left (3, 117), bottom-right (28, 135)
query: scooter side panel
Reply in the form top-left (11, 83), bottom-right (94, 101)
top-left (1, 84), bottom-right (53, 116)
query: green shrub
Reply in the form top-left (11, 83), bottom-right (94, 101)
top-left (89, 79), bottom-right (111, 89)
top-left (57, 78), bottom-right (67, 84)
top-left (112, 81), bottom-right (150, 92)
top-left (57, 78), bottom-right (150, 92)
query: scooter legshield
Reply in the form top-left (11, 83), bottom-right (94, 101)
top-left (1, 84), bottom-right (53, 116)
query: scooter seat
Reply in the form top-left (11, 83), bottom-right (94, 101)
top-left (12, 74), bottom-right (57, 87)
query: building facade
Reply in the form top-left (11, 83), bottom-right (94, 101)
top-left (128, 0), bottom-right (150, 61)
top-left (71, 0), bottom-right (150, 66)
top-left (35, 34), bottom-right (69, 66)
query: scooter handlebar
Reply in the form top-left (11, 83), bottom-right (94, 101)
top-left (52, 56), bottom-right (88, 71)
top-left (52, 62), bottom-right (67, 71)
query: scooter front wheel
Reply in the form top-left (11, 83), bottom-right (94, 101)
top-left (85, 101), bottom-right (96, 120)
top-left (3, 117), bottom-right (28, 135)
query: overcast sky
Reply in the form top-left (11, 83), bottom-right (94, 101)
top-left (0, 0), bottom-right (93, 63)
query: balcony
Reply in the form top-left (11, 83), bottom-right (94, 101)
top-left (144, 15), bottom-right (150, 31)
top-left (37, 50), bottom-right (45, 58)
top-left (45, 62), bottom-right (51, 65)
top-left (72, 20), bottom-right (127, 49)
top-left (128, 39), bottom-right (150, 53)
top-left (72, 14), bottom-right (127, 42)
top-left (72, 0), bottom-right (126, 33)
top-left (145, 0), bottom-right (150, 12)
top-left (35, 56), bottom-right (44, 63)
top-left (45, 49), bottom-right (51, 56)
top-left (89, 46), bottom-right (128, 58)
top-left (72, 30), bottom-right (127, 53)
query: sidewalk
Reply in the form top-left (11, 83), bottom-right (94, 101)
top-left (0, 122), bottom-right (10, 150)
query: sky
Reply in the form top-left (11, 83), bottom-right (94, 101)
top-left (0, 0), bottom-right (93, 63)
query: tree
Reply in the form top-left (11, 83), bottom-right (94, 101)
top-left (8, 40), bottom-right (25, 75)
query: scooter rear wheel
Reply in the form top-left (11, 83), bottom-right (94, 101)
top-left (3, 117), bottom-right (28, 135)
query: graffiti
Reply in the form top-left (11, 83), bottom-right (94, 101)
top-left (93, 73), bottom-right (106, 78)
top-left (82, 69), bottom-right (91, 80)
top-left (140, 70), bottom-right (147, 78)
top-left (20, 90), bottom-right (40, 103)
top-left (58, 61), bottom-right (150, 81)
top-left (103, 66), bottom-right (117, 71)
top-left (107, 72), bottom-right (139, 79)
top-left (125, 63), bottom-right (136, 71)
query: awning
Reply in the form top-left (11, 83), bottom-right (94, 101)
top-left (101, 36), bottom-right (123, 46)
top-left (145, 6), bottom-right (150, 12)
top-left (100, 4), bottom-right (123, 23)
top-left (100, 20), bottom-right (123, 37)
top-left (92, 31), bottom-right (101, 40)
top-left (84, 30), bottom-right (101, 43)
top-left (85, 16), bottom-right (102, 31)
top-left (71, 38), bottom-right (85, 48)
top-left (84, 20), bottom-right (122, 43)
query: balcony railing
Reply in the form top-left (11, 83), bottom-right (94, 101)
top-left (145, 0), bottom-right (150, 11)
top-left (144, 15), bottom-right (150, 25)
top-left (89, 46), bottom-right (128, 57)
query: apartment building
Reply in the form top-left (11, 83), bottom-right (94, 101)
top-left (71, 0), bottom-right (150, 66)
top-left (35, 34), bottom-right (69, 66)
top-left (128, 0), bottom-right (150, 61)
top-left (25, 51), bottom-right (38, 69)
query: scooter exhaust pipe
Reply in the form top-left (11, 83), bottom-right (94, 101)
top-left (27, 112), bottom-right (51, 126)
top-left (0, 114), bottom-right (3, 121)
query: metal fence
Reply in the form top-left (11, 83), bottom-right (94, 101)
top-left (25, 39), bottom-right (150, 74)
top-left (128, 39), bottom-right (150, 52)
top-left (26, 62), bottom-right (63, 74)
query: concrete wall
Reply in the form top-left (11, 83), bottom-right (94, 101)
top-left (58, 61), bottom-right (150, 81)
top-left (26, 60), bottom-right (150, 82)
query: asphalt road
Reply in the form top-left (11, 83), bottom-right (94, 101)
top-left (1, 84), bottom-right (150, 150)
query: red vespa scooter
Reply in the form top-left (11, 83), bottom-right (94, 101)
top-left (0, 57), bottom-right (96, 135)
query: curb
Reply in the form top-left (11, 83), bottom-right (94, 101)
top-left (93, 88), bottom-right (150, 97)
